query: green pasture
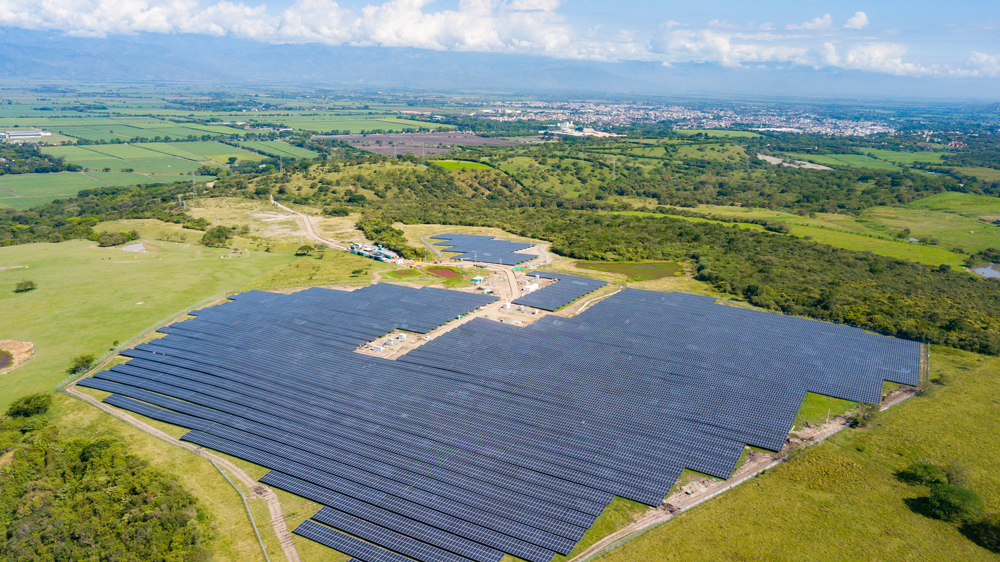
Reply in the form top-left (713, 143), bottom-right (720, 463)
top-left (677, 144), bottom-right (746, 162)
top-left (784, 152), bottom-right (901, 170)
top-left (788, 224), bottom-right (965, 268)
top-left (908, 192), bottom-right (1000, 217)
top-left (0, 172), bottom-right (106, 196)
top-left (433, 160), bottom-right (494, 170)
top-left (950, 167), bottom-right (1000, 182)
top-left (0, 239), bottom-right (294, 409)
top-left (859, 148), bottom-right (946, 165)
top-left (596, 346), bottom-right (1000, 562)
top-left (576, 261), bottom-right (683, 282)
top-left (674, 129), bottom-right (761, 138)
top-left (239, 140), bottom-right (319, 159)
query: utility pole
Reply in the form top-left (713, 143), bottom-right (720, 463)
top-left (279, 155), bottom-right (283, 173)
top-left (178, 194), bottom-right (184, 209)
top-left (612, 155), bottom-right (616, 180)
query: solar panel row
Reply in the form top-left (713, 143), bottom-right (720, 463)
top-left (430, 234), bottom-right (536, 265)
top-left (77, 283), bottom-right (920, 562)
top-left (512, 272), bottom-right (608, 311)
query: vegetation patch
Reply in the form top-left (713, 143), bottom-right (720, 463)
top-left (433, 160), bottom-right (494, 171)
top-left (576, 260), bottom-right (682, 282)
top-left (387, 269), bottom-right (419, 278)
top-left (0, 393), bottom-right (215, 562)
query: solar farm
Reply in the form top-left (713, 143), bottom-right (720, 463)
top-left (431, 234), bottom-right (536, 265)
top-left (77, 280), bottom-right (920, 562)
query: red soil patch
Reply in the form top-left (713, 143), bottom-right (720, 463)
top-left (427, 267), bottom-right (460, 279)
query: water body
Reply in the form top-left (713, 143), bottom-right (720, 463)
top-left (973, 263), bottom-right (1000, 279)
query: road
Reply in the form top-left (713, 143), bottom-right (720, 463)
top-left (270, 197), bottom-right (347, 251)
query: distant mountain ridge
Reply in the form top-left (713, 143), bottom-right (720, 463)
top-left (0, 28), bottom-right (995, 99)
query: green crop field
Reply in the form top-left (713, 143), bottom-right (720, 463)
top-left (433, 160), bottom-right (494, 170)
top-left (677, 144), bottom-right (747, 161)
top-left (784, 152), bottom-right (902, 170)
top-left (0, 239), bottom-right (295, 409)
top-left (951, 167), bottom-right (1000, 182)
top-left (239, 140), bottom-right (319, 159)
top-left (596, 346), bottom-right (1000, 562)
top-left (788, 224), bottom-right (966, 267)
top-left (859, 148), bottom-right (947, 164)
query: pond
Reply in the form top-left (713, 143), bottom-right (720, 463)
top-left (972, 263), bottom-right (1000, 279)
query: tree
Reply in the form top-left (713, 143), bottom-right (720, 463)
top-left (69, 353), bottom-right (96, 374)
top-left (200, 226), bottom-right (234, 247)
top-left (227, 156), bottom-right (238, 165)
top-left (5, 393), bottom-right (51, 418)
top-left (296, 244), bottom-right (314, 256)
top-left (927, 483), bottom-right (983, 522)
top-left (13, 280), bottom-right (36, 293)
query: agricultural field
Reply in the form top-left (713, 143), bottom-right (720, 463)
top-left (432, 160), bottom-right (494, 170)
top-left (0, 171), bottom-right (196, 209)
top-left (596, 346), bottom-right (1000, 562)
top-left (858, 148), bottom-right (947, 165)
top-left (784, 152), bottom-right (902, 170)
top-left (239, 140), bottom-right (320, 160)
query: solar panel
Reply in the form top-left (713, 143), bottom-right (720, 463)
top-left (79, 283), bottom-right (920, 562)
top-left (430, 233), bottom-right (536, 265)
top-left (512, 272), bottom-right (607, 311)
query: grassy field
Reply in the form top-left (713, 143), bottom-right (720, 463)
top-left (0, 239), bottom-right (294, 410)
top-left (785, 152), bottom-right (901, 170)
top-left (239, 141), bottom-right (320, 160)
top-left (576, 261), bottom-right (683, 282)
top-left (788, 224), bottom-right (966, 268)
top-left (433, 160), bottom-right (494, 170)
top-left (859, 148), bottom-right (947, 165)
top-left (595, 345), bottom-right (1000, 562)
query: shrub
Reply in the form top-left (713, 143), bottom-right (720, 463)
top-left (200, 226), bottom-right (234, 247)
top-left (927, 483), bottom-right (983, 522)
top-left (323, 207), bottom-right (350, 217)
top-left (14, 280), bottom-right (36, 293)
top-left (763, 221), bottom-right (792, 234)
top-left (848, 403), bottom-right (880, 427)
top-left (5, 393), bottom-right (52, 418)
top-left (97, 231), bottom-right (127, 247)
top-left (897, 462), bottom-right (948, 486)
top-left (69, 353), bottom-right (96, 374)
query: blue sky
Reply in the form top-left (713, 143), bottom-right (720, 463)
top-left (1, 0), bottom-right (998, 80)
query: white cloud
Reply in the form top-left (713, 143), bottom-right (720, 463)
top-left (758, 22), bottom-right (773, 31)
top-left (844, 11), bottom-right (869, 30)
top-left (839, 43), bottom-right (935, 76)
top-left (950, 51), bottom-right (1000, 77)
top-left (786, 14), bottom-right (832, 31)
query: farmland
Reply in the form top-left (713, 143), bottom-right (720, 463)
top-left (784, 152), bottom-right (902, 170)
top-left (0, 171), bottom-right (200, 209)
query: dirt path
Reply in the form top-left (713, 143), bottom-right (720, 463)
top-left (63, 295), bottom-right (299, 562)
top-left (271, 198), bottom-right (347, 251)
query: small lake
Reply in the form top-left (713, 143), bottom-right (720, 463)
top-left (972, 263), bottom-right (1000, 279)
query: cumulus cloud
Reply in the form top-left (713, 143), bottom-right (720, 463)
top-left (844, 11), bottom-right (869, 30)
top-left (786, 14), bottom-right (832, 31)
top-left (0, 0), bottom-right (575, 56)
top-left (950, 51), bottom-right (1000, 77)
top-left (837, 43), bottom-right (936, 76)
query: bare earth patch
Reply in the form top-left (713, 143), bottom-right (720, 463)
top-left (0, 340), bottom-right (35, 374)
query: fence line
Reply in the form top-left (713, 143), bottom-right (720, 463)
top-left (56, 287), bottom-right (239, 390)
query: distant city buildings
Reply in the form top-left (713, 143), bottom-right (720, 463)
top-left (467, 101), bottom-right (898, 137)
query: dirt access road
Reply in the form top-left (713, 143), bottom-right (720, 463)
top-left (270, 197), bottom-right (347, 251)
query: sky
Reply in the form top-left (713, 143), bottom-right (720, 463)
top-left (1, 0), bottom-right (998, 80)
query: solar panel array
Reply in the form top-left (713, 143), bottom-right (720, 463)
top-left (78, 284), bottom-right (920, 562)
top-left (512, 272), bottom-right (608, 311)
top-left (430, 234), bottom-right (535, 265)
